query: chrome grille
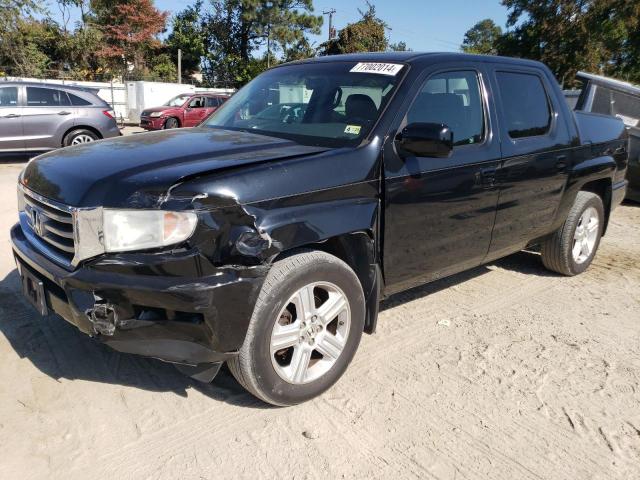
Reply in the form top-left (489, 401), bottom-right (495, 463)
top-left (19, 187), bottom-right (76, 267)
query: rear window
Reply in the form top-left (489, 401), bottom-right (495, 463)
top-left (68, 92), bottom-right (92, 106)
top-left (591, 86), bottom-right (640, 128)
top-left (496, 72), bottom-right (551, 138)
top-left (26, 87), bottom-right (71, 107)
top-left (0, 87), bottom-right (18, 107)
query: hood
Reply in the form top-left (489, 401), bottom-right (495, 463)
top-left (141, 106), bottom-right (177, 115)
top-left (21, 128), bottom-right (328, 208)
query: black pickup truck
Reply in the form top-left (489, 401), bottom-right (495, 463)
top-left (11, 53), bottom-right (628, 406)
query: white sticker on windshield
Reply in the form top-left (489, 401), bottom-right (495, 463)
top-left (344, 125), bottom-right (362, 135)
top-left (350, 62), bottom-right (403, 76)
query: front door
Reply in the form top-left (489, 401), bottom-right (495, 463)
top-left (183, 96), bottom-right (207, 126)
top-left (484, 67), bottom-right (572, 260)
top-left (0, 86), bottom-right (24, 155)
top-left (383, 67), bottom-right (501, 294)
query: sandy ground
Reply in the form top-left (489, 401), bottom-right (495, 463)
top-left (0, 158), bottom-right (639, 480)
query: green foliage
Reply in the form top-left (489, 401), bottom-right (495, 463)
top-left (0, 0), bottom-right (43, 76)
top-left (146, 52), bottom-right (178, 82)
top-left (320, 2), bottom-right (388, 55)
top-left (196, 0), bottom-right (323, 87)
top-left (461, 19), bottom-right (502, 55)
top-left (389, 41), bottom-right (410, 52)
top-left (471, 0), bottom-right (640, 86)
top-left (166, 0), bottom-right (206, 76)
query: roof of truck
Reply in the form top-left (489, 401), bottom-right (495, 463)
top-left (284, 52), bottom-right (547, 69)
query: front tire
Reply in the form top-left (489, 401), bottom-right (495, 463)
top-left (541, 191), bottom-right (604, 276)
top-left (164, 117), bottom-right (179, 129)
top-left (228, 250), bottom-right (365, 406)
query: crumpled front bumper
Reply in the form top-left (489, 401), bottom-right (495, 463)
top-left (139, 116), bottom-right (165, 130)
top-left (11, 223), bottom-right (267, 367)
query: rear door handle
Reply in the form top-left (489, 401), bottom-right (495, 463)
top-left (556, 155), bottom-right (568, 171)
top-left (57, 111), bottom-right (71, 116)
top-left (3, 113), bottom-right (21, 118)
top-left (480, 167), bottom-right (497, 188)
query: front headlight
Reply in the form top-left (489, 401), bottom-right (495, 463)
top-left (103, 210), bottom-right (197, 252)
top-left (149, 111), bottom-right (164, 118)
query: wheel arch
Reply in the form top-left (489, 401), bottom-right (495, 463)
top-left (244, 194), bottom-right (382, 335)
top-left (580, 177), bottom-right (612, 234)
top-left (61, 125), bottom-right (102, 146)
top-left (272, 231), bottom-right (382, 335)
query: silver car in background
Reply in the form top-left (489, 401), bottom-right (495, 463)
top-left (0, 81), bottom-right (121, 159)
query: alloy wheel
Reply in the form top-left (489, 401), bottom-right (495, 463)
top-left (572, 206), bottom-right (599, 264)
top-left (270, 282), bottom-right (351, 384)
top-left (71, 134), bottom-right (95, 145)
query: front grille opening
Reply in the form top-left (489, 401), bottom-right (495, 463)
top-left (21, 188), bottom-right (76, 266)
top-left (133, 306), bottom-right (204, 324)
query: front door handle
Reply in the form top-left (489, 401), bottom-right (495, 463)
top-left (57, 111), bottom-right (71, 115)
top-left (3, 113), bottom-right (21, 118)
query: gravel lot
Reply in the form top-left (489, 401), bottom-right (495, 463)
top-left (0, 156), bottom-right (639, 480)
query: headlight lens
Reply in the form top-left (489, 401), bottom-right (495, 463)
top-left (103, 210), bottom-right (197, 252)
top-left (149, 111), bottom-right (163, 117)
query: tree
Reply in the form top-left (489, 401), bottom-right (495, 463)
top-left (320, 2), bottom-right (389, 55)
top-left (389, 41), bottom-right (410, 52)
top-left (0, 0), bottom-right (42, 75)
top-left (462, 19), bottom-right (502, 55)
top-left (91, 0), bottom-right (169, 76)
top-left (457, 1), bottom-right (640, 86)
top-left (166, 0), bottom-right (206, 77)
top-left (180, 0), bottom-right (322, 87)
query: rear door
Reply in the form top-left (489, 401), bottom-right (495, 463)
top-left (204, 96), bottom-right (220, 119)
top-left (22, 86), bottom-right (74, 151)
top-left (383, 65), bottom-right (501, 294)
top-left (0, 85), bottom-right (24, 155)
top-left (485, 67), bottom-right (573, 260)
top-left (183, 96), bottom-right (207, 126)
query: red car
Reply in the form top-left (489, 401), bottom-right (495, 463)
top-left (140, 93), bottom-right (229, 130)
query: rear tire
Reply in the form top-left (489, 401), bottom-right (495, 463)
top-left (63, 129), bottom-right (99, 147)
top-left (541, 191), bottom-right (604, 276)
top-left (228, 250), bottom-right (365, 406)
top-left (164, 117), bottom-right (179, 129)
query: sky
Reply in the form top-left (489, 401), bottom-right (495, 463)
top-left (46, 0), bottom-right (511, 53)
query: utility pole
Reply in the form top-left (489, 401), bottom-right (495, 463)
top-left (267, 23), bottom-right (271, 68)
top-left (266, 1), bottom-right (273, 68)
top-left (323, 9), bottom-right (337, 41)
top-left (177, 49), bottom-right (182, 84)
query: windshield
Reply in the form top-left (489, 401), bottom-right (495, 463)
top-left (204, 62), bottom-right (406, 147)
top-left (164, 94), bottom-right (191, 107)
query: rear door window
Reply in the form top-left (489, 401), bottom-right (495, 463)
top-left (205, 97), bottom-right (219, 108)
top-left (591, 86), bottom-right (640, 128)
top-left (496, 72), bottom-right (551, 138)
top-left (0, 87), bottom-right (18, 107)
top-left (26, 87), bottom-right (71, 107)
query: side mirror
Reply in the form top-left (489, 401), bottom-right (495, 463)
top-left (395, 122), bottom-right (453, 158)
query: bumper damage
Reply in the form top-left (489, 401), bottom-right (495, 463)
top-left (11, 223), bottom-right (267, 374)
top-left (139, 116), bottom-right (165, 130)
